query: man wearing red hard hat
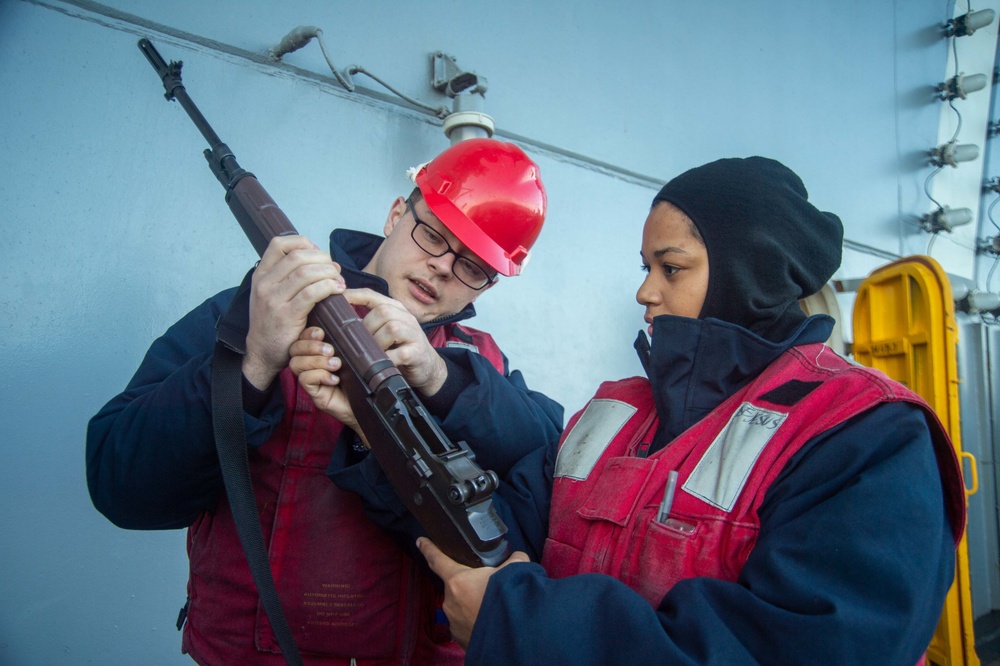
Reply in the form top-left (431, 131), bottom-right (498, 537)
top-left (87, 138), bottom-right (562, 665)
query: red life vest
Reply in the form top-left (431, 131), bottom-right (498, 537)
top-left (182, 323), bottom-right (504, 665)
top-left (541, 343), bottom-right (966, 609)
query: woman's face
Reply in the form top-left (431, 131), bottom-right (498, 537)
top-left (636, 201), bottom-right (710, 335)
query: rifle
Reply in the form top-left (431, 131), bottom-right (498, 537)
top-left (137, 38), bottom-right (510, 569)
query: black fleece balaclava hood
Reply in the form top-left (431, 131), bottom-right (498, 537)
top-left (652, 156), bottom-right (844, 341)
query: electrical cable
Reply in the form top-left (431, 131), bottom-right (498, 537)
top-left (987, 254), bottom-right (1000, 292)
top-left (313, 31), bottom-right (355, 92)
top-left (270, 26), bottom-right (450, 118)
top-left (987, 190), bottom-right (1000, 234)
top-left (345, 65), bottom-right (450, 118)
top-left (923, 167), bottom-right (945, 209)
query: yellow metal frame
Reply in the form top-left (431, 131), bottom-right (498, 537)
top-left (852, 255), bottom-right (978, 666)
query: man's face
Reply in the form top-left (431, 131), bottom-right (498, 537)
top-left (364, 196), bottom-right (494, 323)
top-left (636, 201), bottom-right (709, 335)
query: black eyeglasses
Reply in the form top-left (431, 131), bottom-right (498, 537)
top-left (406, 199), bottom-right (495, 290)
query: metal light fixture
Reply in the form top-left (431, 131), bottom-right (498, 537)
top-left (945, 8), bottom-right (996, 37)
top-left (432, 52), bottom-right (494, 144)
top-left (921, 205), bottom-right (974, 233)
top-left (938, 72), bottom-right (989, 100)
top-left (978, 235), bottom-right (1000, 254)
top-left (965, 290), bottom-right (1000, 314)
top-left (954, 284), bottom-right (1000, 314)
top-left (930, 140), bottom-right (980, 167)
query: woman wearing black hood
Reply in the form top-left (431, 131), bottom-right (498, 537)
top-left (300, 157), bottom-right (968, 664)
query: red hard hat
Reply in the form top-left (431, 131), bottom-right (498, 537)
top-left (415, 138), bottom-right (547, 277)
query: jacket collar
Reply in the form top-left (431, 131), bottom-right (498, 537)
top-left (328, 228), bottom-right (478, 332)
top-left (642, 314), bottom-right (835, 453)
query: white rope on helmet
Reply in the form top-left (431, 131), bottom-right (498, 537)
top-left (406, 162), bottom-right (429, 184)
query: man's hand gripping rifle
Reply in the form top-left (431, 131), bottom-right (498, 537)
top-left (137, 38), bottom-right (510, 568)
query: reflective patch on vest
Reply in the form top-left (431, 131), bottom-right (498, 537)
top-left (555, 400), bottom-right (638, 481)
top-left (683, 402), bottom-right (787, 512)
top-left (444, 340), bottom-right (480, 354)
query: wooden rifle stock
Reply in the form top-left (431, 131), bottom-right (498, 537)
top-left (138, 38), bottom-right (510, 567)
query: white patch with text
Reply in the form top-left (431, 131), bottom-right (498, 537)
top-left (554, 400), bottom-right (638, 481)
top-left (683, 402), bottom-right (787, 512)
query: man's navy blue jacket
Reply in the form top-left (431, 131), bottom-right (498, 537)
top-left (86, 228), bottom-right (563, 531)
top-left (333, 314), bottom-right (957, 665)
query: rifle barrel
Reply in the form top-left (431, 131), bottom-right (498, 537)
top-left (138, 39), bottom-right (225, 151)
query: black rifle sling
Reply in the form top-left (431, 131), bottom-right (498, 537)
top-left (210, 273), bottom-right (304, 666)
